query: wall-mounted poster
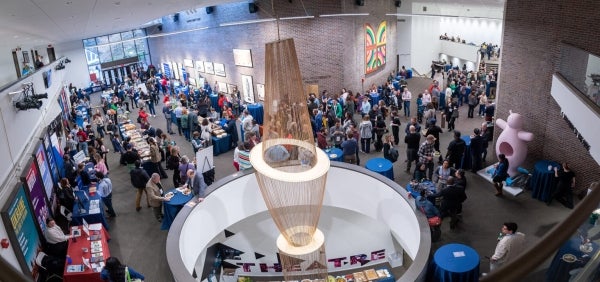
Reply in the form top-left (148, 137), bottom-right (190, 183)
top-left (228, 84), bottom-right (239, 97)
top-left (256, 83), bottom-right (265, 101)
top-left (172, 62), bottom-right (180, 79)
top-left (196, 60), bottom-right (205, 73)
top-left (204, 62), bottom-right (214, 75)
top-left (189, 78), bottom-right (198, 87)
top-left (1, 185), bottom-right (43, 279)
top-left (22, 159), bottom-right (51, 234)
top-left (233, 49), bottom-right (253, 67)
top-left (241, 75), bottom-right (255, 103)
top-left (217, 82), bottom-right (228, 94)
top-left (184, 59), bottom-right (194, 68)
top-left (214, 63), bottom-right (226, 77)
top-left (34, 143), bottom-right (54, 203)
top-left (163, 62), bottom-right (172, 78)
top-left (365, 21), bottom-right (387, 74)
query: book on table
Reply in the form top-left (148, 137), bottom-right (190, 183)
top-left (66, 265), bottom-right (85, 272)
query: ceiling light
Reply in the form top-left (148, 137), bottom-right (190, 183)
top-left (66, 1), bottom-right (72, 4)
top-left (219, 18), bottom-right (276, 27)
top-left (279, 16), bottom-right (314, 20)
top-left (114, 1), bottom-right (120, 5)
top-left (319, 13), bottom-right (369, 17)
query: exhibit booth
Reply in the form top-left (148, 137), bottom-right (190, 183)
top-left (166, 162), bottom-right (431, 282)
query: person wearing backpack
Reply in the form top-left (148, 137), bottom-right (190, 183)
top-left (358, 115), bottom-right (373, 153)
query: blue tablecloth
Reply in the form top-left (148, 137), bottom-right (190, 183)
top-left (247, 104), bottom-right (264, 125)
top-left (406, 181), bottom-right (437, 199)
top-left (209, 94), bottom-right (219, 111)
top-left (365, 158), bottom-right (394, 180)
top-left (392, 80), bottom-right (400, 90)
top-left (460, 135), bottom-right (472, 170)
top-left (531, 160), bottom-right (559, 202)
top-left (176, 86), bottom-right (189, 96)
top-left (370, 93), bottom-right (380, 106)
top-left (406, 69), bottom-right (413, 79)
top-left (432, 243), bottom-right (480, 282)
top-left (212, 135), bottom-right (231, 156)
top-left (71, 190), bottom-right (109, 230)
top-left (546, 232), bottom-right (599, 281)
top-left (325, 148), bottom-right (343, 162)
top-left (161, 188), bottom-right (194, 230)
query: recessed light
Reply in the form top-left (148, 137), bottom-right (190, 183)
top-left (13, 35), bottom-right (19, 38)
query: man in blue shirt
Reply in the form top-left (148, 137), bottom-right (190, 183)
top-left (96, 171), bottom-right (116, 218)
top-left (341, 132), bottom-right (358, 164)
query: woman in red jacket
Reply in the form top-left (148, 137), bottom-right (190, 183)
top-left (138, 107), bottom-right (149, 124)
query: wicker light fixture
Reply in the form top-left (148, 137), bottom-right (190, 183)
top-left (250, 38), bottom-right (330, 280)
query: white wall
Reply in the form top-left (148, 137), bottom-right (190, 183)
top-left (439, 17), bottom-right (503, 46)
top-left (551, 75), bottom-right (600, 165)
top-left (53, 40), bottom-right (92, 89)
top-left (410, 16), bottom-right (441, 74)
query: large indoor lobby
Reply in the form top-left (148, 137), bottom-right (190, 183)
top-left (1, 0), bottom-right (599, 281)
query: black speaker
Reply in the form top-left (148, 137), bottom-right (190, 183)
top-left (173, 13), bottom-right (179, 22)
top-left (206, 6), bottom-right (214, 14)
top-left (395, 0), bottom-right (401, 7)
top-left (249, 3), bottom-right (258, 13)
top-left (356, 0), bottom-right (364, 6)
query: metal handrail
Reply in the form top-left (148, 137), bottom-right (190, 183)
top-left (482, 182), bottom-right (600, 281)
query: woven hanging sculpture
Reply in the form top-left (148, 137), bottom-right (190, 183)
top-left (250, 38), bottom-right (329, 280)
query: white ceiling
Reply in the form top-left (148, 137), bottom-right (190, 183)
top-left (0, 0), bottom-right (505, 48)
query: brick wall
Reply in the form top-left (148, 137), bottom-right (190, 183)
top-left (148, 0), bottom-right (396, 99)
top-left (498, 0), bottom-right (600, 192)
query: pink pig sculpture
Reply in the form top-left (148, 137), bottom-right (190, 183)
top-left (495, 111), bottom-right (534, 177)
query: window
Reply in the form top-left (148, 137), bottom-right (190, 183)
top-left (121, 31), bottom-right (133, 40)
top-left (85, 47), bottom-right (100, 65)
top-left (83, 38), bottom-right (96, 47)
top-left (111, 44), bottom-right (124, 60)
top-left (108, 33), bottom-right (121, 42)
top-left (96, 36), bottom-right (109, 45)
top-left (98, 45), bottom-right (112, 63)
top-left (135, 39), bottom-right (147, 55)
top-left (123, 41), bottom-right (137, 58)
top-left (133, 29), bottom-right (145, 38)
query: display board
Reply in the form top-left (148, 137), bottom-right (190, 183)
top-left (233, 49), bottom-right (253, 67)
top-left (163, 62), bottom-right (172, 78)
top-left (1, 184), bottom-right (43, 280)
top-left (195, 146), bottom-right (214, 173)
top-left (34, 143), bottom-right (54, 203)
top-left (214, 63), bottom-right (226, 77)
top-left (21, 158), bottom-right (51, 234)
top-left (241, 75), bottom-right (255, 103)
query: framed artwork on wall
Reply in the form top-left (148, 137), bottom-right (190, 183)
top-left (204, 61), bottom-right (214, 75)
top-left (241, 75), bottom-right (255, 103)
top-left (365, 20), bottom-right (387, 74)
top-left (173, 62), bottom-right (180, 79)
top-left (217, 81), bottom-right (228, 94)
top-left (196, 60), bottom-right (205, 73)
top-left (228, 84), bottom-right (239, 96)
top-left (256, 83), bottom-right (265, 101)
top-left (189, 78), bottom-right (197, 87)
top-left (214, 63), bottom-right (226, 77)
top-left (233, 49), bottom-right (253, 68)
top-left (184, 59), bottom-right (194, 68)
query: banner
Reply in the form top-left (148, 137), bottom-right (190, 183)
top-left (23, 160), bottom-right (50, 234)
top-left (35, 143), bottom-right (54, 202)
top-left (1, 185), bottom-right (42, 279)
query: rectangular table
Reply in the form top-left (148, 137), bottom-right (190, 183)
top-left (212, 135), bottom-right (231, 156)
top-left (63, 226), bottom-right (111, 282)
top-left (72, 190), bottom-right (109, 230)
